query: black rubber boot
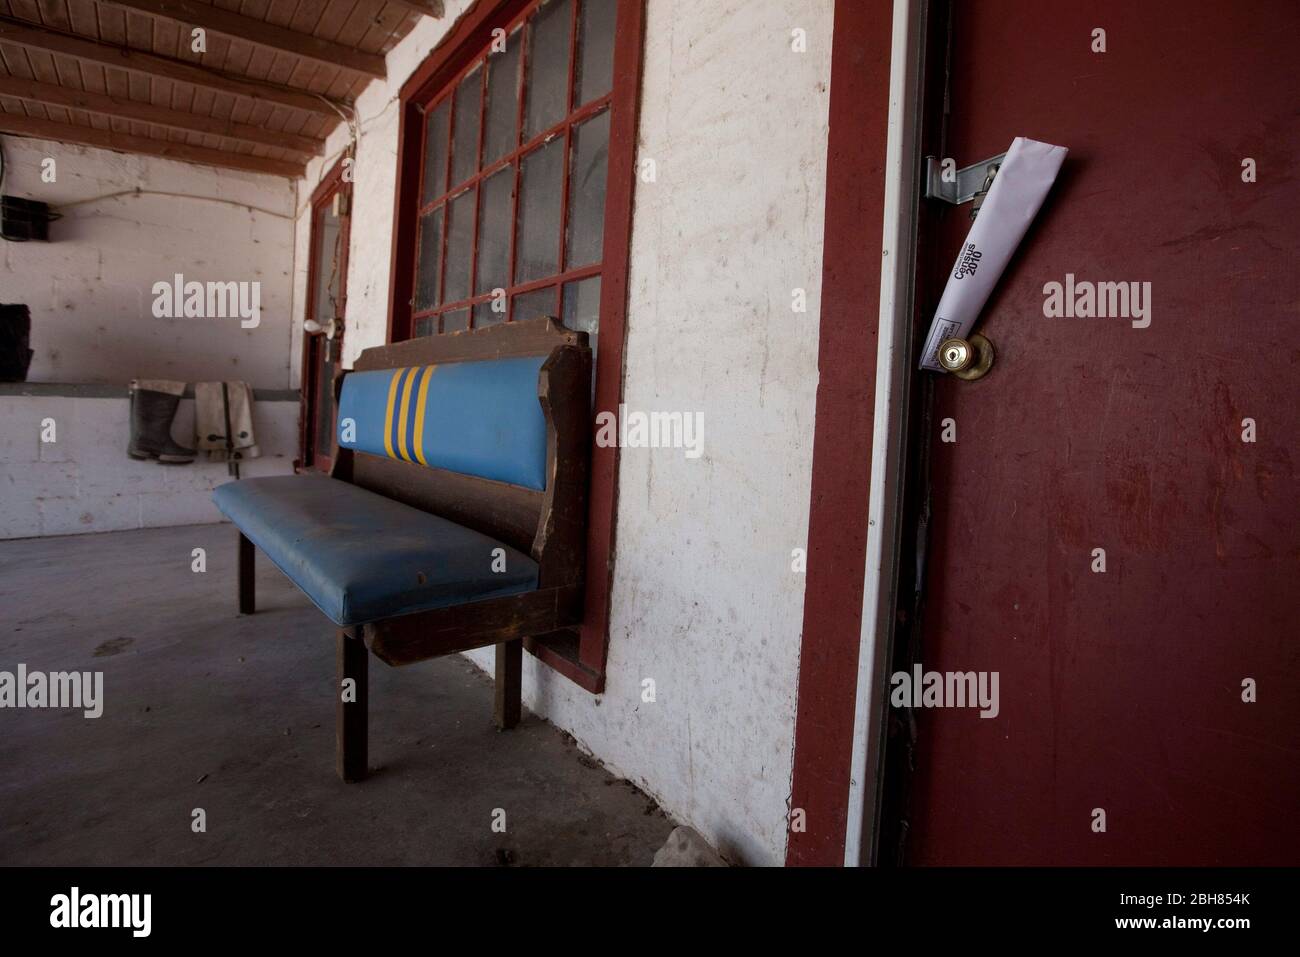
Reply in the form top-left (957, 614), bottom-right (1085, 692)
top-left (128, 386), bottom-right (196, 464)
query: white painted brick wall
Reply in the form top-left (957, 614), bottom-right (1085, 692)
top-left (1, 134), bottom-right (302, 538)
top-left (0, 136), bottom-right (297, 388)
top-left (0, 395), bottom-right (297, 539)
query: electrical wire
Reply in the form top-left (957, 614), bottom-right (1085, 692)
top-left (55, 188), bottom-right (295, 220)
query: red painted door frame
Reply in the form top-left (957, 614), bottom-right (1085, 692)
top-left (298, 157), bottom-right (352, 474)
top-left (786, 0), bottom-right (896, 866)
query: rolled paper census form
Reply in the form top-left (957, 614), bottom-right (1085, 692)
top-left (919, 136), bottom-right (1068, 372)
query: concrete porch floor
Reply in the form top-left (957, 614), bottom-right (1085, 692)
top-left (0, 523), bottom-right (674, 866)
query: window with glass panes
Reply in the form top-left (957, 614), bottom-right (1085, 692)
top-left (410, 0), bottom-right (615, 348)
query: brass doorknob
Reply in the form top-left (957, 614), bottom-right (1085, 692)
top-left (938, 333), bottom-right (995, 380)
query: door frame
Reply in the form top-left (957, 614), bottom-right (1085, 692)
top-left (841, 0), bottom-right (932, 868)
top-left (785, 0), bottom-right (896, 867)
top-left (785, 0), bottom-right (931, 867)
top-left (297, 157), bottom-right (353, 473)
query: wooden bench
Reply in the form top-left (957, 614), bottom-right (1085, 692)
top-left (213, 318), bottom-right (591, 781)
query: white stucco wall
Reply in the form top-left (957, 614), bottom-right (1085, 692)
top-left (0, 137), bottom-right (300, 537)
top-left (0, 394), bottom-right (298, 539)
top-left (1, 136), bottom-right (297, 388)
top-left (290, 0), bottom-right (832, 865)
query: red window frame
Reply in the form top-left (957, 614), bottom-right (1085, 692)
top-left (387, 0), bottom-right (645, 691)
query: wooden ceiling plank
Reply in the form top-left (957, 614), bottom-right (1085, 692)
top-left (37, 0), bottom-right (74, 33)
top-left (0, 73), bottom-right (323, 156)
top-left (313, 0), bottom-right (358, 43)
top-left (1, 36), bottom-right (35, 75)
top-left (95, 3), bottom-right (126, 45)
top-left (380, 0), bottom-right (443, 20)
top-left (7, 0), bottom-right (42, 21)
top-left (96, 0), bottom-right (385, 78)
top-left (150, 7), bottom-right (180, 59)
top-left (287, 0), bottom-right (330, 37)
top-left (24, 45), bottom-right (58, 84)
top-left (0, 109), bottom-right (305, 175)
top-left (64, 0), bottom-right (100, 38)
top-left (0, 17), bottom-right (347, 118)
top-left (357, 2), bottom-right (406, 55)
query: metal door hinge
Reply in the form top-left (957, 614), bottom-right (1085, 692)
top-left (923, 152), bottom-right (1007, 209)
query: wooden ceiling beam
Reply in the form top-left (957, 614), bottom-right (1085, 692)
top-left (0, 74), bottom-right (323, 160)
top-left (384, 0), bottom-right (446, 19)
top-left (0, 112), bottom-right (306, 177)
top-left (95, 0), bottom-right (386, 79)
top-left (0, 18), bottom-right (347, 120)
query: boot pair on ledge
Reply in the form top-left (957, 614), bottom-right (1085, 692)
top-left (127, 380), bottom-right (195, 465)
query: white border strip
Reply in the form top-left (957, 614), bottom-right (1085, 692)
top-left (842, 0), bottom-right (926, 867)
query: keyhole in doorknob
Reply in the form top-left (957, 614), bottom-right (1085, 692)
top-left (938, 333), bottom-right (995, 380)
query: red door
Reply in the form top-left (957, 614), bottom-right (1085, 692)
top-left (299, 162), bottom-right (351, 473)
top-left (892, 0), bottom-right (1299, 865)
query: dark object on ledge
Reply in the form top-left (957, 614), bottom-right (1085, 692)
top-left (0, 303), bottom-right (34, 382)
top-left (1, 196), bottom-right (55, 242)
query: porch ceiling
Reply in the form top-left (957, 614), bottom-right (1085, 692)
top-left (0, 0), bottom-right (444, 179)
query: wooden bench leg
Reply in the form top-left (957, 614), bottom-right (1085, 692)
top-left (336, 630), bottom-right (368, 782)
top-left (494, 638), bottom-right (522, 730)
top-left (237, 532), bottom-right (255, 615)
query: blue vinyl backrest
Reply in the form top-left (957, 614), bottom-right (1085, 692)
top-left (337, 354), bottom-right (549, 491)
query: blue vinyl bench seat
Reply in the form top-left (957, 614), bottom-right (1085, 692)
top-left (213, 473), bottom-right (539, 626)
top-left (211, 320), bottom-right (591, 782)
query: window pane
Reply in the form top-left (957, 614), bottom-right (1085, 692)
top-left (476, 167), bottom-right (513, 294)
top-left (563, 275), bottom-right (600, 402)
top-left (566, 109), bottom-right (609, 269)
top-left (415, 205), bottom-right (443, 311)
top-left (312, 203), bottom-right (341, 322)
top-left (443, 308), bottom-right (470, 333)
top-left (483, 28), bottom-right (522, 166)
top-left (443, 188), bottom-right (476, 305)
top-left (575, 0), bottom-right (616, 104)
top-left (523, 0), bottom-right (572, 139)
top-left (513, 286), bottom-right (558, 322)
top-left (421, 99), bottom-right (450, 204)
top-left (515, 138), bottom-right (563, 282)
top-left (474, 299), bottom-right (507, 328)
top-left (562, 275), bottom-right (600, 335)
top-left (450, 65), bottom-right (483, 188)
top-left (413, 315), bottom-right (437, 338)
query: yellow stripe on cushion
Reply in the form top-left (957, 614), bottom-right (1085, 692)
top-left (381, 368), bottom-right (402, 460)
top-left (395, 367), bottom-right (418, 462)
top-left (412, 365), bottom-right (437, 466)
